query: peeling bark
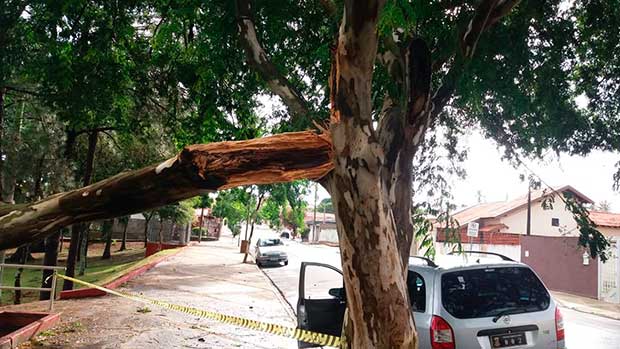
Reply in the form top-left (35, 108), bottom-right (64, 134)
top-left (328, 1), bottom-right (417, 347)
top-left (0, 131), bottom-right (333, 250)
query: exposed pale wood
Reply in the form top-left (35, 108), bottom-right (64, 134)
top-left (0, 131), bottom-right (333, 250)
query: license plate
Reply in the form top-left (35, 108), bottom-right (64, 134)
top-left (490, 332), bottom-right (527, 348)
top-left (270, 258), bottom-right (279, 262)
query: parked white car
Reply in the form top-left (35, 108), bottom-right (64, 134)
top-left (254, 238), bottom-right (288, 267)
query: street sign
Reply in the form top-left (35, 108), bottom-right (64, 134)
top-left (467, 222), bottom-right (479, 238)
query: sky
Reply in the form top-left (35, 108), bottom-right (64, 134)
top-left (307, 130), bottom-right (620, 213)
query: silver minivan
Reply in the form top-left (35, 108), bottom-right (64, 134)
top-left (297, 251), bottom-right (565, 349)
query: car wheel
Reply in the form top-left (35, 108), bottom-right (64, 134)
top-left (257, 261), bottom-right (262, 268)
top-left (284, 260), bottom-right (289, 266)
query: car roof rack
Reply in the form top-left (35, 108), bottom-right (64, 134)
top-left (409, 256), bottom-right (438, 268)
top-left (448, 250), bottom-right (514, 262)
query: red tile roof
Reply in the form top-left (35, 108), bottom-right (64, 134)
top-left (449, 185), bottom-right (593, 227)
top-left (589, 210), bottom-right (620, 228)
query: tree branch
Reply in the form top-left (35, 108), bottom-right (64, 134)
top-left (0, 131), bottom-right (334, 249)
top-left (5, 85), bottom-right (41, 97)
top-left (235, 0), bottom-right (310, 118)
top-left (431, 0), bottom-right (521, 120)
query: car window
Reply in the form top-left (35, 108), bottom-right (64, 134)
top-left (406, 271), bottom-right (426, 312)
top-left (258, 238), bottom-right (283, 247)
top-left (304, 264), bottom-right (343, 300)
top-left (441, 267), bottom-right (550, 319)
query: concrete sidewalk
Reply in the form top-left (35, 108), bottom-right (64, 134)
top-left (5, 238), bottom-right (297, 348)
top-left (552, 291), bottom-right (620, 320)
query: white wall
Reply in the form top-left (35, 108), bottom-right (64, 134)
top-left (319, 229), bottom-right (339, 244)
top-left (500, 202), bottom-right (579, 237)
top-left (598, 226), bottom-right (620, 238)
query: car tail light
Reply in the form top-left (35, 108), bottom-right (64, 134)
top-left (430, 315), bottom-right (455, 349)
top-left (555, 307), bottom-right (565, 342)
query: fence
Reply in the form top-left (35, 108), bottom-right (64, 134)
top-left (0, 263), bottom-right (65, 311)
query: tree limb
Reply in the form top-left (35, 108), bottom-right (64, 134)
top-left (431, 0), bottom-right (521, 119)
top-left (235, 0), bottom-right (310, 118)
top-left (0, 131), bottom-right (333, 249)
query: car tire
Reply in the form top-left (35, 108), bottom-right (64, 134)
top-left (256, 261), bottom-right (262, 268)
top-left (284, 260), bottom-right (289, 266)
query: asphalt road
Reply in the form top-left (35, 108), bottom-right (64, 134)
top-left (253, 226), bottom-right (620, 349)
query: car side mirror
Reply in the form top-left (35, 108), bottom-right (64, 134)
top-left (328, 287), bottom-right (345, 299)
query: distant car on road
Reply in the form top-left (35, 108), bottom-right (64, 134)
top-left (297, 251), bottom-right (565, 349)
top-left (255, 238), bottom-right (288, 267)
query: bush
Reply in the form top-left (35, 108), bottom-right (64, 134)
top-left (192, 227), bottom-right (208, 236)
top-left (299, 227), bottom-right (310, 238)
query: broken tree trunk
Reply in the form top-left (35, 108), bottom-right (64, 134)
top-left (0, 131), bottom-right (333, 250)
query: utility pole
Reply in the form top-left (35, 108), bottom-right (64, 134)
top-left (312, 182), bottom-right (318, 243)
top-left (526, 182), bottom-right (532, 236)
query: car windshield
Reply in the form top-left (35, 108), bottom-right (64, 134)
top-left (259, 239), bottom-right (283, 247)
top-left (441, 266), bottom-right (550, 319)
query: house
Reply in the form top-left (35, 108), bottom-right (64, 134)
top-left (435, 185), bottom-right (620, 304)
top-left (304, 211), bottom-right (337, 244)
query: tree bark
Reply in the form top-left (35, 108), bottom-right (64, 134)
top-left (63, 225), bottom-right (81, 290)
top-left (0, 86), bottom-right (4, 198)
top-left (243, 192), bottom-right (264, 263)
top-left (119, 218), bottom-right (128, 251)
top-left (143, 213), bottom-right (153, 247)
top-left (101, 219), bottom-right (113, 259)
top-left (77, 225), bottom-right (89, 276)
top-left (13, 244), bottom-right (29, 304)
top-left (64, 131), bottom-right (98, 289)
top-left (40, 230), bottom-right (60, 300)
top-left (198, 207), bottom-right (205, 243)
top-left (326, 1), bottom-right (418, 347)
top-left (0, 131), bottom-right (332, 250)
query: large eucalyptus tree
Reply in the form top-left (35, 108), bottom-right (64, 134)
top-left (1, 0), bottom-right (619, 347)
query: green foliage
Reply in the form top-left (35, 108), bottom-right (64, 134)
top-left (155, 200), bottom-right (195, 225)
top-left (259, 198), bottom-right (283, 230)
top-left (193, 195), bottom-right (213, 209)
top-left (212, 188), bottom-right (248, 236)
top-left (317, 198), bottom-right (333, 214)
top-left (412, 211), bottom-right (435, 259)
top-left (2, 0), bottom-right (619, 262)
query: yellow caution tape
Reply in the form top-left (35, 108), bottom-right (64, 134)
top-left (57, 274), bottom-right (341, 347)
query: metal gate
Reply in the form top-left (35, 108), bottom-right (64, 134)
top-left (599, 238), bottom-right (620, 303)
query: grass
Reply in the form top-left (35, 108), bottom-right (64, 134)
top-left (0, 242), bottom-right (150, 306)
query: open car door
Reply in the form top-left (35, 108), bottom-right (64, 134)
top-left (297, 262), bottom-right (346, 348)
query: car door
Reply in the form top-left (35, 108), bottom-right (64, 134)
top-left (297, 262), bottom-right (346, 348)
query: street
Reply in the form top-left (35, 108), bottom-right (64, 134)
top-left (253, 226), bottom-right (620, 349)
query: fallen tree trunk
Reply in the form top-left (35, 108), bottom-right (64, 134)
top-left (0, 131), bottom-right (333, 250)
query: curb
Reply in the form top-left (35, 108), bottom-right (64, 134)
top-left (0, 311), bottom-right (61, 348)
top-left (59, 246), bottom-right (187, 300)
top-left (555, 298), bottom-right (620, 321)
top-left (253, 256), bottom-right (297, 323)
